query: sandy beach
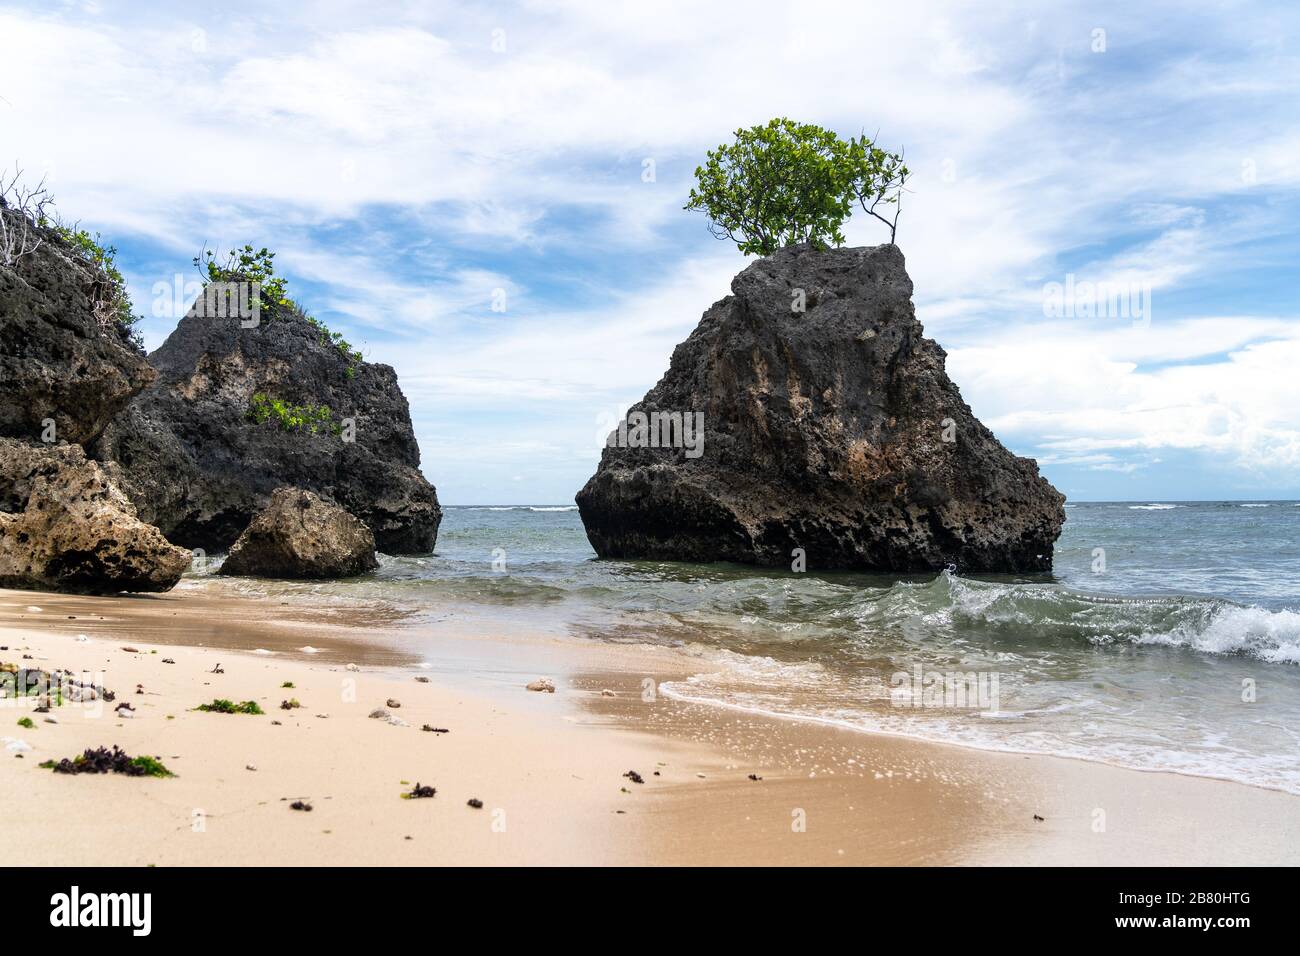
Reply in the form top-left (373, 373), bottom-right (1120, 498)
top-left (1, 583), bottom-right (1297, 867)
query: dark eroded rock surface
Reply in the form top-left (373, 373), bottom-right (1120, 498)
top-left (0, 208), bottom-right (153, 447)
top-left (98, 305), bottom-right (440, 554)
top-left (576, 243), bottom-right (1065, 572)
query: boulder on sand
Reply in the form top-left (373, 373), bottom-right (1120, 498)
top-left (0, 437), bottom-right (191, 593)
top-left (219, 487), bottom-right (379, 579)
top-left (575, 243), bottom-right (1065, 572)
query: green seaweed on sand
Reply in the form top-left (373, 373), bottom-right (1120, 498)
top-left (16, 717), bottom-right (34, 729)
top-left (196, 698), bottom-right (264, 715)
top-left (38, 746), bottom-right (173, 777)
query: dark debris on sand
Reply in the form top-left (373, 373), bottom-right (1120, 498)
top-left (42, 745), bottom-right (172, 777)
top-left (405, 783), bottom-right (436, 799)
top-left (623, 770), bottom-right (644, 785)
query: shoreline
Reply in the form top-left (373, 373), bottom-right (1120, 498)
top-left (3, 584), bottom-right (1299, 865)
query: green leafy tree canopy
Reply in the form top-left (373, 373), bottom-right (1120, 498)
top-left (684, 118), bottom-right (909, 255)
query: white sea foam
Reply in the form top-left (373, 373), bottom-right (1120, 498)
top-left (1134, 604), bottom-right (1300, 664)
top-left (1129, 503), bottom-right (1178, 510)
top-left (659, 636), bottom-right (1300, 795)
top-left (460, 505), bottom-right (577, 511)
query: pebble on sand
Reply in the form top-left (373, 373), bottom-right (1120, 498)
top-left (526, 678), bottom-right (556, 693)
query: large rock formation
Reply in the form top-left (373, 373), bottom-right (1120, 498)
top-left (576, 243), bottom-right (1065, 572)
top-left (0, 208), bottom-right (153, 447)
top-left (1, 209), bottom-right (188, 593)
top-left (97, 304), bottom-right (441, 554)
top-left (0, 438), bottom-right (190, 593)
top-left (220, 487), bottom-right (378, 579)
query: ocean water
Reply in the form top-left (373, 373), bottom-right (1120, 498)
top-left (212, 502), bottom-right (1300, 793)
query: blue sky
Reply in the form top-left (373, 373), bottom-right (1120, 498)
top-left (2, 0), bottom-right (1298, 503)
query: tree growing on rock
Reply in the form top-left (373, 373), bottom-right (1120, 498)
top-left (684, 118), bottom-right (909, 254)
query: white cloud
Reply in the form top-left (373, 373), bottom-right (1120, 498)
top-left (949, 323), bottom-right (1300, 474)
top-left (3, 1), bottom-right (1300, 500)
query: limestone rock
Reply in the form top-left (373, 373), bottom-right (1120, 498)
top-left (97, 303), bottom-right (440, 554)
top-left (219, 487), bottom-right (378, 579)
top-left (575, 243), bottom-right (1065, 572)
top-left (0, 208), bottom-right (154, 448)
top-left (0, 438), bottom-right (190, 593)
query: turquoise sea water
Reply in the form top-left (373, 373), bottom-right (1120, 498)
top-left (217, 502), bottom-right (1300, 793)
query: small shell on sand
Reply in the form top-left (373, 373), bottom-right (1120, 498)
top-left (346, 663), bottom-right (360, 672)
top-left (299, 646), bottom-right (321, 654)
top-left (526, 678), bottom-right (556, 693)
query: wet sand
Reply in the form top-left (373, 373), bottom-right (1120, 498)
top-left (2, 584), bottom-right (1298, 866)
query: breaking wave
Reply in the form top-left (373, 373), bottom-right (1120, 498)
top-left (846, 572), bottom-right (1300, 665)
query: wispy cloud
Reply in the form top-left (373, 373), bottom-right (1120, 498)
top-left (2, 1), bottom-right (1299, 502)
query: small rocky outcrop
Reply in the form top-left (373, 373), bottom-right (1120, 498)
top-left (97, 303), bottom-right (441, 554)
top-left (0, 208), bottom-right (153, 448)
top-left (0, 437), bottom-right (191, 593)
top-left (576, 243), bottom-right (1065, 572)
top-left (219, 487), bottom-right (379, 579)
